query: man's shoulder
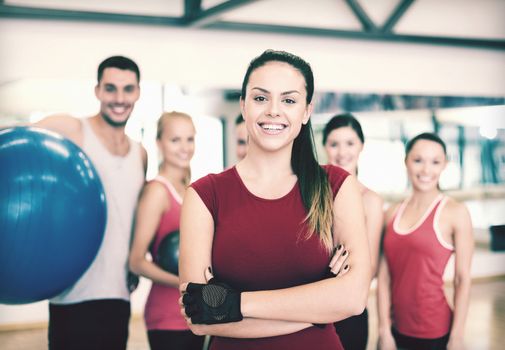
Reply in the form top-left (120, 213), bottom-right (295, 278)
top-left (34, 114), bottom-right (84, 146)
top-left (35, 113), bottom-right (79, 125)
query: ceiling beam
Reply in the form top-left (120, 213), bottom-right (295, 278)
top-left (381, 0), bottom-right (415, 33)
top-left (344, 0), bottom-right (377, 32)
top-left (0, 4), bottom-right (503, 51)
top-left (0, 4), bottom-right (184, 26)
top-left (184, 0), bottom-right (202, 20)
top-left (207, 21), bottom-right (505, 51)
top-left (185, 0), bottom-right (258, 27)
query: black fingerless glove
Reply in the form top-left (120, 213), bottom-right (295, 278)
top-left (182, 278), bottom-right (243, 324)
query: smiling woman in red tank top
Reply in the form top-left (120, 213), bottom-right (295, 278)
top-left (178, 50), bottom-right (372, 350)
top-left (377, 133), bottom-right (474, 350)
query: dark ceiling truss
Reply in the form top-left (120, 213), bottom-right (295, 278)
top-left (184, 0), bottom-right (202, 20)
top-left (382, 0), bottom-right (416, 33)
top-left (184, 0), bottom-right (257, 27)
top-left (344, 0), bottom-right (377, 32)
top-left (0, 0), bottom-right (503, 51)
top-left (344, 0), bottom-right (416, 34)
top-left (0, 4), bottom-right (185, 26)
top-left (205, 21), bottom-right (505, 51)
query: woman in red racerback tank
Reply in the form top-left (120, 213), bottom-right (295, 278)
top-left (129, 112), bottom-right (205, 350)
top-left (178, 50), bottom-right (372, 350)
top-left (377, 133), bottom-right (474, 350)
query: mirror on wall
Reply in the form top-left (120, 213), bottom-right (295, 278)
top-left (1, 78), bottom-right (504, 192)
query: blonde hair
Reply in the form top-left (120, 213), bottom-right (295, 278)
top-left (156, 111), bottom-right (195, 185)
top-left (156, 111), bottom-right (193, 140)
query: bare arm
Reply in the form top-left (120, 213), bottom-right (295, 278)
top-left (447, 201), bottom-right (474, 349)
top-left (185, 317), bottom-right (312, 338)
top-left (239, 176), bottom-right (371, 323)
top-left (129, 182), bottom-right (179, 287)
top-left (33, 114), bottom-right (83, 146)
top-left (179, 187), bottom-right (311, 338)
top-left (363, 190), bottom-right (384, 276)
top-left (377, 256), bottom-right (396, 349)
top-left (377, 204), bottom-right (398, 350)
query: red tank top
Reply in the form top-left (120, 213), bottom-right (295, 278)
top-left (191, 165), bottom-right (348, 350)
top-left (384, 194), bottom-right (454, 338)
top-left (144, 176), bottom-right (188, 330)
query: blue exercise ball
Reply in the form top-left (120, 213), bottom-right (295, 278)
top-left (0, 126), bottom-right (106, 304)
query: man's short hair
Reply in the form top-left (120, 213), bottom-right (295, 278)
top-left (97, 56), bottom-right (140, 83)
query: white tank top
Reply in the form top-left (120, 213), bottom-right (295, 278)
top-left (51, 118), bottom-right (144, 304)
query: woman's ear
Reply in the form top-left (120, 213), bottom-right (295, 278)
top-left (302, 103), bottom-right (314, 125)
top-left (357, 141), bottom-right (364, 153)
top-left (240, 98), bottom-right (246, 119)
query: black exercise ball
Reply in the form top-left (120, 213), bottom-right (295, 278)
top-left (157, 230), bottom-right (180, 275)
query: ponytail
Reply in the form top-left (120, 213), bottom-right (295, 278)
top-left (292, 120), bottom-right (334, 252)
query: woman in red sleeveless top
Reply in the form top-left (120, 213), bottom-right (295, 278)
top-left (178, 50), bottom-right (372, 350)
top-left (129, 112), bottom-right (204, 350)
top-left (323, 113), bottom-right (384, 350)
top-left (377, 133), bottom-right (474, 350)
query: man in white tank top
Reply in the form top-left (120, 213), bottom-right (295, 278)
top-left (33, 56), bottom-right (147, 350)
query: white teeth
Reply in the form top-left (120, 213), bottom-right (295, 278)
top-left (261, 124), bottom-right (285, 130)
top-left (111, 106), bottom-right (127, 113)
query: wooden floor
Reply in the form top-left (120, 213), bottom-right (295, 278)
top-left (0, 277), bottom-right (503, 350)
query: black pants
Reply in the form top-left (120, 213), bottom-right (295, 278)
top-left (48, 299), bottom-right (130, 350)
top-left (147, 329), bottom-right (205, 350)
top-left (334, 308), bottom-right (368, 350)
top-left (392, 327), bottom-right (450, 350)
